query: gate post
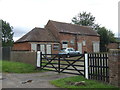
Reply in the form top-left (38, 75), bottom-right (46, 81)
top-left (108, 49), bottom-right (120, 87)
top-left (58, 55), bottom-right (60, 73)
top-left (85, 53), bottom-right (88, 79)
top-left (36, 51), bottom-right (42, 69)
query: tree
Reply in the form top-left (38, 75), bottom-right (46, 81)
top-left (72, 12), bottom-right (116, 52)
top-left (72, 12), bottom-right (95, 27)
top-left (2, 20), bottom-right (14, 47)
top-left (97, 27), bottom-right (116, 52)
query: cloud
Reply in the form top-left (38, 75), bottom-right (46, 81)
top-left (13, 26), bottom-right (33, 41)
top-left (0, 0), bottom-right (119, 41)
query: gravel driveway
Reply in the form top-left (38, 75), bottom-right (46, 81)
top-left (2, 71), bottom-right (75, 88)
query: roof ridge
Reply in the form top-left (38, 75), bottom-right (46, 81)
top-left (49, 20), bottom-right (99, 36)
top-left (49, 20), bottom-right (93, 29)
top-left (34, 27), bottom-right (45, 30)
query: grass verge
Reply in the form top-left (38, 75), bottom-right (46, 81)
top-left (50, 76), bottom-right (119, 88)
top-left (0, 60), bottom-right (44, 73)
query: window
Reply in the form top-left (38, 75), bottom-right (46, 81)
top-left (62, 41), bottom-right (68, 48)
top-left (70, 40), bottom-right (75, 45)
top-left (62, 42), bottom-right (68, 44)
top-left (31, 43), bottom-right (37, 52)
top-left (53, 44), bottom-right (60, 50)
top-left (82, 40), bottom-right (86, 46)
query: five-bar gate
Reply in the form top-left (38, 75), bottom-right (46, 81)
top-left (38, 53), bottom-right (85, 77)
top-left (36, 52), bottom-right (109, 83)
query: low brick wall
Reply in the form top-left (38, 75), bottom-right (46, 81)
top-left (10, 51), bottom-right (37, 66)
top-left (108, 49), bottom-right (120, 87)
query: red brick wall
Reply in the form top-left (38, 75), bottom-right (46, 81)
top-left (78, 35), bottom-right (100, 53)
top-left (13, 41), bottom-right (60, 54)
top-left (29, 42), bottom-right (60, 54)
top-left (45, 21), bottom-right (100, 53)
top-left (12, 42), bottom-right (31, 51)
top-left (45, 21), bottom-right (60, 41)
top-left (59, 33), bottom-right (76, 49)
top-left (59, 33), bottom-right (100, 53)
top-left (107, 43), bottom-right (119, 49)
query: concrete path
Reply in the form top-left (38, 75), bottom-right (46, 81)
top-left (1, 71), bottom-right (75, 88)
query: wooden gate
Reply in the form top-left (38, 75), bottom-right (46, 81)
top-left (39, 53), bottom-right (85, 76)
top-left (88, 53), bottom-right (109, 82)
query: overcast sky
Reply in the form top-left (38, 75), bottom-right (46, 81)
top-left (0, 0), bottom-right (119, 41)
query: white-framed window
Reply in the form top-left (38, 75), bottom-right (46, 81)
top-left (31, 43), bottom-right (37, 52)
top-left (62, 41), bottom-right (68, 49)
top-left (53, 44), bottom-right (60, 50)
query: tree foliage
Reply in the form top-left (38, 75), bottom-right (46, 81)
top-left (97, 27), bottom-right (116, 52)
top-left (72, 12), bottom-right (95, 27)
top-left (72, 12), bottom-right (116, 52)
top-left (2, 20), bottom-right (14, 47)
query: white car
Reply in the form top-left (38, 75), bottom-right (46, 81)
top-left (59, 48), bottom-right (80, 57)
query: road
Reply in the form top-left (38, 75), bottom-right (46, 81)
top-left (1, 71), bottom-right (75, 88)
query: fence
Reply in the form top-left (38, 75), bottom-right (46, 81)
top-left (1, 48), bottom-right (119, 87)
top-left (36, 52), bottom-right (109, 83)
top-left (2, 47), bottom-right (11, 60)
top-left (87, 53), bottom-right (109, 82)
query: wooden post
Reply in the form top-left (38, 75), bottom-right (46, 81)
top-left (58, 55), bottom-right (61, 73)
top-left (85, 53), bottom-right (88, 79)
top-left (36, 51), bottom-right (42, 68)
top-left (40, 52), bottom-right (42, 68)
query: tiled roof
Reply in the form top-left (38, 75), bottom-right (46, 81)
top-left (15, 28), bottom-right (58, 43)
top-left (50, 20), bottom-right (99, 36)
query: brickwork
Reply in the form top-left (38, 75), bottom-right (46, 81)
top-left (45, 21), bottom-right (100, 53)
top-left (59, 33), bottom-right (100, 53)
top-left (80, 35), bottom-right (100, 53)
top-left (107, 43), bottom-right (119, 49)
top-left (12, 42), bottom-right (60, 54)
top-left (30, 42), bottom-right (60, 54)
top-left (59, 33), bottom-right (76, 49)
top-left (11, 51), bottom-right (37, 66)
top-left (108, 49), bottom-right (120, 87)
top-left (12, 42), bottom-right (31, 51)
top-left (45, 21), bottom-right (60, 41)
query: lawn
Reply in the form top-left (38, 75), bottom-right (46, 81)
top-left (0, 60), bottom-right (44, 73)
top-left (50, 76), bottom-right (119, 89)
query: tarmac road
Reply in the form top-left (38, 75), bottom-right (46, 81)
top-left (1, 71), bottom-right (75, 88)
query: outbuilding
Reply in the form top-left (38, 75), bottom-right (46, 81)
top-left (13, 20), bottom-right (100, 54)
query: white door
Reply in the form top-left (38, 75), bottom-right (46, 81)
top-left (31, 43), bottom-right (37, 52)
top-left (46, 45), bottom-right (52, 54)
top-left (77, 43), bottom-right (82, 54)
top-left (40, 45), bottom-right (45, 54)
top-left (93, 42), bottom-right (100, 52)
top-left (62, 44), bottom-right (68, 48)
